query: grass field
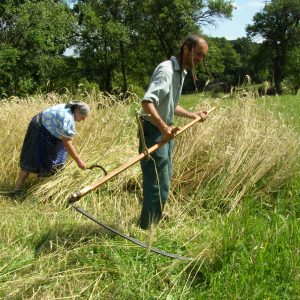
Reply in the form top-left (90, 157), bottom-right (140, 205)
top-left (0, 92), bottom-right (299, 299)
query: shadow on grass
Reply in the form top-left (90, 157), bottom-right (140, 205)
top-left (34, 221), bottom-right (123, 257)
top-left (0, 185), bottom-right (27, 201)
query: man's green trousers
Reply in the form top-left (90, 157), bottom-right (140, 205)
top-left (139, 119), bottom-right (173, 230)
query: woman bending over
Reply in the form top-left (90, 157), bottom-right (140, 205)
top-left (15, 101), bottom-right (90, 190)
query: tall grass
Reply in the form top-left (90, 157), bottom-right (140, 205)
top-left (173, 98), bottom-right (300, 212)
top-left (0, 92), bottom-right (299, 299)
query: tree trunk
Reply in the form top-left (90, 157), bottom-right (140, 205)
top-left (103, 41), bottom-right (113, 93)
top-left (273, 44), bottom-right (288, 94)
top-left (119, 41), bottom-right (128, 95)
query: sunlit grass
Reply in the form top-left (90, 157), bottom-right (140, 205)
top-left (0, 92), bottom-right (299, 298)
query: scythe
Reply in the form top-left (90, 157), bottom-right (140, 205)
top-left (68, 107), bottom-right (216, 260)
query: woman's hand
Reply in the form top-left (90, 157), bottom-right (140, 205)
top-left (62, 137), bottom-right (86, 169)
top-left (77, 159), bottom-right (86, 170)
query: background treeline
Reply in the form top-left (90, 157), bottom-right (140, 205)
top-left (0, 0), bottom-right (299, 98)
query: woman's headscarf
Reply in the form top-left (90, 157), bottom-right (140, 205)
top-left (65, 101), bottom-right (90, 116)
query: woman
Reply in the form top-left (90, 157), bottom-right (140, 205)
top-left (15, 101), bottom-right (90, 190)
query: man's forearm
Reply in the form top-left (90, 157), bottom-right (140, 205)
top-left (175, 105), bottom-right (198, 119)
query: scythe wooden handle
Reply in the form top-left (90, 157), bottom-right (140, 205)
top-left (68, 106), bottom-right (216, 203)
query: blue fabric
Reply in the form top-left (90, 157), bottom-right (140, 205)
top-left (139, 119), bottom-right (173, 229)
top-left (42, 104), bottom-right (76, 139)
top-left (38, 125), bottom-right (67, 176)
top-left (20, 112), bottom-right (68, 176)
top-left (20, 114), bottom-right (43, 173)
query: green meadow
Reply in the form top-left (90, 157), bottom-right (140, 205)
top-left (0, 92), bottom-right (299, 299)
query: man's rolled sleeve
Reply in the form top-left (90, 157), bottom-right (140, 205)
top-left (142, 68), bottom-right (170, 107)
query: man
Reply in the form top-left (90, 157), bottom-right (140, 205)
top-left (138, 34), bottom-right (209, 230)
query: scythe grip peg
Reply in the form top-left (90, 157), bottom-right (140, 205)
top-left (67, 192), bottom-right (82, 204)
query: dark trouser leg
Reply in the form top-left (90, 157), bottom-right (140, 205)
top-left (139, 121), bottom-right (173, 230)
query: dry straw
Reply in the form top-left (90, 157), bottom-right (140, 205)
top-left (0, 93), bottom-right (138, 200)
top-left (0, 94), bottom-right (299, 217)
top-left (173, 97), bottom-right (300, 213)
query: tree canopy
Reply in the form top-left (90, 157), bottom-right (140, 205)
top-left (0, 0), bottom-right (77, 95)
top-left (1, 0), bottom-right (299, 97)
top-left (247, 0), bottom-right (300, 93)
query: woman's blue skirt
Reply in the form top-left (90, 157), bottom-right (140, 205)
top-left (20, 113), bottom-right (67, 176)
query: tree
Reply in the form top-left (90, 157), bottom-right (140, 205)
top-left (74, 0), bottom-right (235, 94)
top-left (284, 47), bottom-right (300, 94)
top-left (0, 0), bottom-right (236, 96)
top-left (246, 0), bottom-right (300, 94)
top-left (74, 0), bottom-right (135, 93)
top-left (136, 0), bottom-right (234, 59)
top-left (0, 0), bottom-right (77, 96)
top-left (233, 37), bottom-right (263, 84)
